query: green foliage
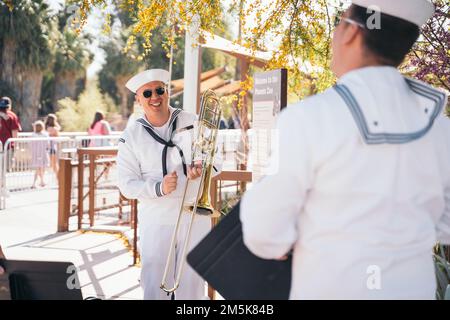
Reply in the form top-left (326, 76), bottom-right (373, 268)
top-left (0, 79), bottom-right (16, 100)
top-left (0, 0), bottom-right (53, 69)
top-left (98, 2), bottom-right (230, 112)
top-left (98, 32), bottom-right (139, 104)
top-left (434, 244), bottom-right (450, 300)
top-left (56, 80), bottom-right (117, 131)
top-left (39, 5), bottom-right (92, 114)
top-left (39, 72), bottom-right (55, 115)
top-left (53, 30), bottom-right (92, 74)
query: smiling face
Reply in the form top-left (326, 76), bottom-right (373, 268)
top-left (135, 81), bottom-right (170, 126)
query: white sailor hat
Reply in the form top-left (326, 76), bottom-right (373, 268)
top-left (126, 69), bottom-right (170, 93)
top-left (352, 0), bottom-right (435, 27)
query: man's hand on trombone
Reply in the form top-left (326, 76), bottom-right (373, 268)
top-left (162, 171), bottom-right (178, 195)
top-left (187, 161), bottom-right (203, 180)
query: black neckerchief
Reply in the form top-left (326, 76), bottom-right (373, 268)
top-left (137, 117), bottom-right (187, 177)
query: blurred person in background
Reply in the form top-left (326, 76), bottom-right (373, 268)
top-left (45, 113), bottom-right (61, 179)
top-left (31, 120), bottom-right (49, 188)
top-left (0, 97), bottom-right (22, 172)
top-left (88, 111), bottom-right (112, 147)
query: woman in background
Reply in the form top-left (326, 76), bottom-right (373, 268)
top-left (45, 114), bottom-right (61, 179)
top-left (88, 111), bottom-right (111, 147)
top-left (88, 111), bottom-right (112, 180)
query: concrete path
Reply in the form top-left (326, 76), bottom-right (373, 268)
top-left (0, 188), bottom-right (142, 300)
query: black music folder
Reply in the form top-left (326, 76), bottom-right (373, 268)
top-left (187, 201), bottom-right (292, 300)
top-left (0, 259), bottom-right (83, 300)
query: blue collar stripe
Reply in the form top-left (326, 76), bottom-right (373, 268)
top-left (168, 109), bottom-right (182, 128)
top-left (335, 80), bottom-right (445, 145)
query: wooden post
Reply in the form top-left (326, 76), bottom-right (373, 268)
top-left (77, 151), bottom-right (84, 229)
top-left (208, 178), bottom-right (219, 300)
top-left (57, 158), bottom-right (72, 232)
top-left (239, 59), bottom-right (250, 193)
top-left (89, 154), bottom-right (96, 227)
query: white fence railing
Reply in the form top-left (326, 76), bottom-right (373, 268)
top-left (0, 134), bottom-right (121, 210)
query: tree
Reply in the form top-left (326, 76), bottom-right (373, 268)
top-left (72, 0), bottom-right (337, 98)
top-left (97, 1), bottom-right (228, 117)
top-left (98, 34), bottom-right (139, 117)
top-left (98, 1), bottom-right (140, 117)
top-left (405, 0), bottom-right (449, 112)
top-left (50, 8), bottom-right (92, 112)
top-left (39, 4), bottom-right (93, 116)
top-left (57, 80), bottom-right (117, 131)
top-left (0, 0), bottom-right (53, 130)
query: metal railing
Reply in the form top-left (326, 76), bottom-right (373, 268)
top-left (2, 137), bottom-right (74, 192)
top-left (218, 129), bottom-right (253, 170)
top-left (0, 134), bottom-right (121, 210)
top-left (18, 131), bottom-right (122, 138)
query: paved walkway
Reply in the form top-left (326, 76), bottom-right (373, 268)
top-left (0, 188), bottom-right (142, 300)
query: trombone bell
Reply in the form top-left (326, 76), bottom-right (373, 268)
top-left (184, 205), bottom-right (222, 218)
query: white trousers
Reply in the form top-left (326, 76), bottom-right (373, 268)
top-left (139, 214), bottom-right (211, 300)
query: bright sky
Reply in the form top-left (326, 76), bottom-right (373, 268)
top-left (47, 0), bottom-right (107, 78)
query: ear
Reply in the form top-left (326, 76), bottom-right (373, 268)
top-left (341, 24), bottom-right (361, 46)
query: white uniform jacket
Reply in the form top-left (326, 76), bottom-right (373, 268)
top-left (241, 66), bottom-right (450, 299)
top-left (117, 106), bottom-right (222, 226)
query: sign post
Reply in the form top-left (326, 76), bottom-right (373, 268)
top-left (252, 69), bottom-right (287, 182)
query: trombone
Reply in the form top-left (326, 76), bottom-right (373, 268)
top-left (160, 89), bottom-right (222, 295)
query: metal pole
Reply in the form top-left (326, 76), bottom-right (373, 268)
top-left (183, 13), bottom-right (202, 115)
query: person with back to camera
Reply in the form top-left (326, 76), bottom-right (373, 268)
top-left (240, 0), bottom-right (450, 299)
top-left (0, 97), bottom-right (21, 172)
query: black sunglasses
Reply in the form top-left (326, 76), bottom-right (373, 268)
top-left (142, 87), bottom-right (166, 99)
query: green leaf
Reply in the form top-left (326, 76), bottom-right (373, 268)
top-left (445, 285), bottom-right (450, 301)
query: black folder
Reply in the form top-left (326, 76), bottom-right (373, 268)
top-left (187, 201), bottom-right (292, 300)
top-left (0, 259), bottom-right (83, 300)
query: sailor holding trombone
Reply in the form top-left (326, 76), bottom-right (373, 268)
top-left (117, 69), bottom-right (221, 300)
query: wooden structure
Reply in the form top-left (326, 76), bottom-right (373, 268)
top-left (76, 147), bottom-right (117, 228)
top-left (57, 147), bottom-right (139, 264)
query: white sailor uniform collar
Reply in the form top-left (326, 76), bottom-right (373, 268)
top-left (136, 106), bottom-right (182, 132)
top-left (335, 66), bottom-right (447, 145)
top-left (135, 106), bottom-right (188, 177)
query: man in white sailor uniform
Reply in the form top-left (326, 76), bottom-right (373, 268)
top-left (117, 69), bottom-right (220, 300)
top-left (241, 0), bottom-right (450, 299)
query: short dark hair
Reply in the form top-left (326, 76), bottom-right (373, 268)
top-left (0, 97), bottom-right (11, 108)
top-left (349, 4), bottom-right (420, 67)
top-left (91, 111), bottom-right (105, 129)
